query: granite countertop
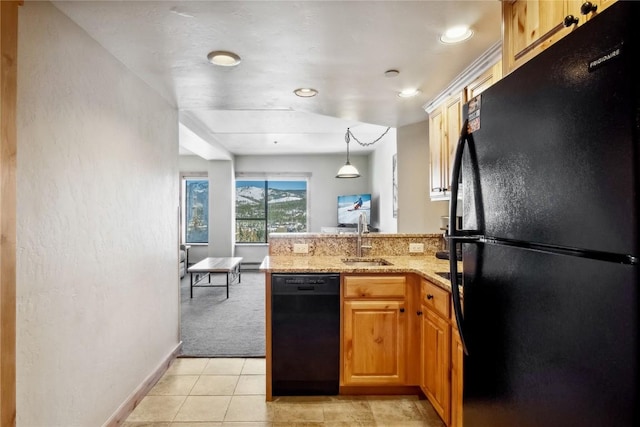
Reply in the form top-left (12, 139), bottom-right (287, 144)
top-left (259, 255), bottom-right (463, 294)
top-left (268, 232), bottom-right (443, 238)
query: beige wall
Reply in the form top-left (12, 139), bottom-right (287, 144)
top-left (369, 129), bottom-right (398, 233)
top-left (17, 2), bottom-right (180, 425)
top-left (397, 120), bottom-right (448, 233)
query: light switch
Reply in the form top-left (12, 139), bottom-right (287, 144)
top-left (409, 243), bottom-right (424, 253)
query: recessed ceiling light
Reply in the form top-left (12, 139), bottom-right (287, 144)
top-left (207, 50), bottom-right (241, 67)
top-left (294, 88), bottom-right (318, 97)
top-left (384, 69), bottom-right (400, 78)
top-left (398, 88), bottom-right (421, 98)
top-left (440, 25), bottom-right (474, 44)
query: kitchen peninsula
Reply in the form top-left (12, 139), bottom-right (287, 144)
top-left (260, 233), bottom-right (464, 427)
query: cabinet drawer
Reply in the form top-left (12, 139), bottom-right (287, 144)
top-left (422, 279), bottom-right (450, 318)
top-left (344, 275), bottom-right (406, 299)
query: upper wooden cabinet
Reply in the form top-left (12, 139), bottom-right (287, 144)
top-left (429, 59), bottom-right (501, 202)
top-left (429, 106), bottom-right (446, 199)
top-left (465, 60), bottom-right (503, 101)
top-left (502, 0), bottom-right (616, 74)
top-left (429, 91), bottom-right (463, 200)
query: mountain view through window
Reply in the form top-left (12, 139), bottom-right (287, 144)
top-left (236, 180), bottom-right (307, 243)
top-left (185, 178), bottom-right (209, 244)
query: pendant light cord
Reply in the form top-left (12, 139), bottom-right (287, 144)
top-left (346, 127), bottom-right (391, 147)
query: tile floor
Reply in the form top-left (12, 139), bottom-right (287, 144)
top-left (123, 357), bottom-right (446, 427)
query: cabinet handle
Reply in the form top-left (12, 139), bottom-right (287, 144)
top-left (399, 308), bottom-right (405, 313)
top-left (417, 311), bottom-right (423, 316)
top-left (563, 15), bottom-right (579, 27)
top-left (427, 294), bottom-right (434, 300)
top-left (580, 1), bottom-right (598, 15)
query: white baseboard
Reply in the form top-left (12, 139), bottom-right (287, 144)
top-left (102, 341), bottom-right (183, 427)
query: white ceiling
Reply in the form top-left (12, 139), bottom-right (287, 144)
top-left (52, 0), bottom-right (502, 158)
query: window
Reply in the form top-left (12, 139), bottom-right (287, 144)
top-left (236, 179), bottom-right (308, 243)
top-left (182, 176), bottom-right (209, 244)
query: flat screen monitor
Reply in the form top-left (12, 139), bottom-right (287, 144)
top-left (337, 193), bottom-right (371, 226)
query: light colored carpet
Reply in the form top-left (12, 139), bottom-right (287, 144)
top-left (180, 269), bottom-right (265, 357)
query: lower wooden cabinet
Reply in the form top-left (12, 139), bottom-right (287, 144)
top-left (343, 299), bottom-right (407, 385)
top-left (340, 274), bottom-right (461, 426)
top-left (451, 325), bottom-right (464, 427)
top-left (420, 279), bottom-right (452, 425)
top-left (342, 275), bottom-right (408, 386)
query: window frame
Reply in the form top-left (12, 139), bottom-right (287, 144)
top-left (235, 175), bottom-right (309, 244)
top-left (180, 172), bottom-right (209, 245)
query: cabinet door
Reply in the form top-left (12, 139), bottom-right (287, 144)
top-left (429, 91), bottom-right (463, 201)
top-left (421, 307), bottom-right (451, 425)
top-left (429, 107), bottom-right (446, 198)
top-left (465, 61), bottom-right (503, 102)
top-left (596, 0), bottom-right (616, 13)
top-left (343, 300), bottom-right (407, 385)
top-left (583, 0), bottom-right (616, 22)
top-left (450, 327), bottom-right (464, 427)
top-left (503, 0), bottom-right (574, 73)
top-left (444, 94), bottom-right (463, 191)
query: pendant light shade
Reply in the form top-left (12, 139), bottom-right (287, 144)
top-left (336, 161), bottom-right (360, 178)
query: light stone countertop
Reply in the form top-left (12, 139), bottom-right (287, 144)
top-left (268, 232), bottom-right (443, 238)
top-left (259, 255), bottom-right (462, 294)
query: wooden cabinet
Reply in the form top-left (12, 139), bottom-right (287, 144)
top-left (342, 275), bottom-right (408, 386)
top-left (465, 60), bottom-right (503, 101)
top-left (429, 59), bottom-right (501, 202)
top-left (429, 107), bottom-right (446, 199)
top-left (450, 319), bottom-right (464, 427)
top-left (429, 92), bottom-right (463, 200)
top-left (502, 0), bottom-right (616, 74)
top-left (341, 273), bottom-right (461, 426)
top-left (579, 0), bottom-right (616, 24)
top-left (420, 279), bottom-right (451, 424)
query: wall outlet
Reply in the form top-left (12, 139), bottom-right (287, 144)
top-left (409, 243), bottom-right (424, 253)
top-left (293, 243), bottom-right (309, 254)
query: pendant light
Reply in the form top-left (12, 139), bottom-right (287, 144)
top-left (336, 127), bottom-right (391, 178)
top-left (336, 129), bottom-right (360, 178)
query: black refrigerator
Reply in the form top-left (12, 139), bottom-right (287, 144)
top-left (447, 2), bottom-right (638, 426)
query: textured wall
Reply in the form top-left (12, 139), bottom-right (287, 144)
top-left (16, 2), bottom-right (180, 425)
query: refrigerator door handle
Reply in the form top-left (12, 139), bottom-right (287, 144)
top-left (446, 233), bottom-right (483, 241)
top-left (448, 120), bottom-right (472, 355)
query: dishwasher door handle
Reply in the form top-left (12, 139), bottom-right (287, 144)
top-left (297, 285), bottom-right (315, 291)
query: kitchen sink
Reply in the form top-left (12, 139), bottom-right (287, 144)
top-left (342, 258), bottom-right (392, 267)
top-left (435, 271), bottom-right (463, 282)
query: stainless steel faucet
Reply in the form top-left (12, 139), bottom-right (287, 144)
top-left (356, 212), bottom-right (371, 257)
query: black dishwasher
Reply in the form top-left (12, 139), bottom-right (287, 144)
top-left (271, 273), bottom-right (340, 396)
